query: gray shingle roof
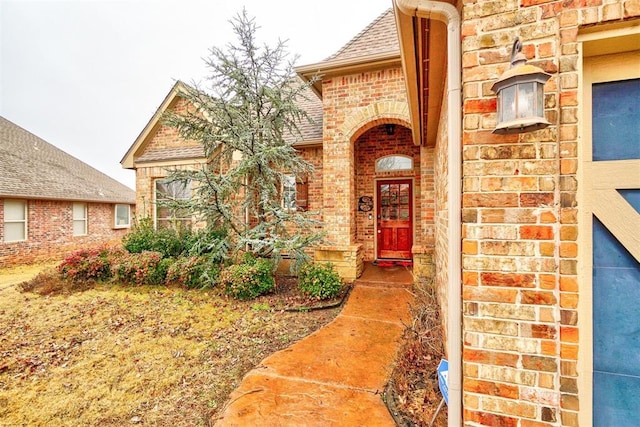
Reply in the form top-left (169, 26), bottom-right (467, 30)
top-left (325, 9), bottom-right (399, 61)
top-left (0, 116), bottom-right (135, 204)
top-left (293, 85), bottom-right (323, 144)
top-left (136, 146), bottom-right (205, 163)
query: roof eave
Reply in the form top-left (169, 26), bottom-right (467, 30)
top-left (0, 193), bottom-right (135, 205)
top-left (394, 5), bottom-right (422, 146)
top-left (293, 139), bottom-right (323, 148)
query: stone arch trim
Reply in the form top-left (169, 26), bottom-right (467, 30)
top-left (340, 101), bottom-right (412, 142)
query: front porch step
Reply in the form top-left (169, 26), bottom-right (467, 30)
top-left (354, 263), bottom-right (414, 288)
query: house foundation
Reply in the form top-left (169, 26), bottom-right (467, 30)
top-left (314, 245), bottom-right (364, 283)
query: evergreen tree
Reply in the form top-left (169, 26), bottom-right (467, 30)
top-left (163, 9), bottom-right (323, 269)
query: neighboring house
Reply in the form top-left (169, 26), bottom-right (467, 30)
top-left (123, 3), bottom-right (640, 426)
top-left (0, 116), bottom-right (136, 267)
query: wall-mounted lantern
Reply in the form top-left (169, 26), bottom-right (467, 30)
top-left (492, 37), bottom-right (551, 135)
top-left (385, 123), bottom-right (396, 136)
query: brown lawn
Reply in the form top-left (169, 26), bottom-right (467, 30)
top-left (0, 269), bottom-right (340, 426)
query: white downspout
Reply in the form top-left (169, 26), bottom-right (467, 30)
top-left (394, 2), bottom-right (462, 427)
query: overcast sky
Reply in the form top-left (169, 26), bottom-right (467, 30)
top-left (0, 0), bottom-right (392, 189)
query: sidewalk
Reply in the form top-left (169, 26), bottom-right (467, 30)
top-left (214, 264), bottom-right (414, 426)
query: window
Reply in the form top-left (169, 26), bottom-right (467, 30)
top-left (282, 175), bottom-right (297, 211)
top-left (375, 155), bottom-right (413, 172)
top-left (155, 179), bottom-right (191, 229)
top-left (282, 175), bottom-right (309, 211)
top-left (114, 204), bottom-right (131, 228)
top-left (73, 203), bottom-right (87, 236)
top-left (4, 200), bottom-right (27, 242)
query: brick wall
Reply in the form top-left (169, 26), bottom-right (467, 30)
top-left (459, 1), bottom-right (640, 425)
top-left (322, 68), bottom-right (411, 248)
top-left (0, 199), bottom-right (132, 267)
top-left (434, 85), bottom-right (450, 351)
top-left (141, 98), bottom-right (201, 151)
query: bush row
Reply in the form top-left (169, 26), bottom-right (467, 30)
top-left (56, 246), bottom-right (342, 301)
top-left (57, 246), bottom-right (218, 288)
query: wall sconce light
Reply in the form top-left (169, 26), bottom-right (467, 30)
top-left (491, 37), bottom-right (551, 135)
top-left (385, 123), bottom-right (396, 136)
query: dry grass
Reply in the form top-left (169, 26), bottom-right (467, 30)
top-left (0, 269), bottom-right (340, 426)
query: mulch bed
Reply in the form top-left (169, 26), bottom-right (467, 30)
top-left (260, 274), bottom-right (350, 311)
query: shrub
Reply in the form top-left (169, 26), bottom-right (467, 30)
top-left (123, 218), bottom-right (192, 258)
top-left (187, 228), bottom-right (230, 262)
top-left (220, 257), bottom-right (275, 300)
top-left (298, 262), bottom-right (343, 300)
top-left (57, 246), bottom-right (122, 282)
top-left (111, 251), bottom-right (168, 286)
top-left (166, 255), bottom-right (220, 289)
top-left (123, 218), bottom-right (230, 261)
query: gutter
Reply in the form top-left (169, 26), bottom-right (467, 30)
top-left (393, 2), bottom-right (462, 427)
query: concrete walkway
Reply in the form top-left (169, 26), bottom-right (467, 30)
top-left (214, 264), bottom-right (414, 426)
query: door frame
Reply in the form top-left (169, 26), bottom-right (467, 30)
top-left (374, 177), bottom-right (415, 261)
top-left (578, 28), bottom-right (640, 425)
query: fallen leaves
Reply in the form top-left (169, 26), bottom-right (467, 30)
top-left (387, 281), bottom-right (448, 427)
top-left (0, 277), bottom-right (340, 426)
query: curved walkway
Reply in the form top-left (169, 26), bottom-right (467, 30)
top-left (214, 265), bottom-right (414, 426)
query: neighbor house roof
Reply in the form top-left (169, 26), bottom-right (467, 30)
top-left (295, 9), bottom-right (401, 97)
top-left (0, 116), bottom-right (135, 204)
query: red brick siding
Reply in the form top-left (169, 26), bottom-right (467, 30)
top-left (136, 98), bottom-right (202, 153)
top-left (0, 199), bottom-right (133, 267)
top-left (321, 67), bottom-right (411, 247)
top-left (460, 1), bottom-right (640, 425)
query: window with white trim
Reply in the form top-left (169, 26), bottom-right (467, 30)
top-left (155, 179), bottom-right (192, 229)
top-left (4, 200), bottom-right (27, 242)
top-left (282, 175), bottom-right (309, 212)
top-left (282, 175), bottom-right (297, 211)
top-left (72, 203), bottom-right (87, 236)
top-left (375, 155), bottom-right (413, 172)
top-left (114, 204), bottom-right (131, 228)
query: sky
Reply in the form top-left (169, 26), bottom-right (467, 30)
top-left (0, 0), bottom-right (393, 189)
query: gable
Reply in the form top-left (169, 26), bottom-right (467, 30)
top-left (121, 81), bottom-right (205, 169)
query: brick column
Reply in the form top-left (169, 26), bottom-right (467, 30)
top-left (322, 133), bottom-right (355, 247)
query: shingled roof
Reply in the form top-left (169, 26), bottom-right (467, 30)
top-left (0, 116), bottom-right (135, 204)
top-left (295, 8), bottom-right (401, 98)
top-left (325, 9), bottom-right (399, 62)
top-left (292, 84), bottom-right (323, 144)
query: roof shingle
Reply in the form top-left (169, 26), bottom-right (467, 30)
top-left (0, 116), bottom-right (135, 204)
top-left (325, 9), bottom-right (399, 61)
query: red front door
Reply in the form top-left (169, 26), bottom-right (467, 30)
top-left (377, 180), bottom-right (413, 259)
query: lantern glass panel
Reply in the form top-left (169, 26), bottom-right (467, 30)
top-left (501, 85), bottom-right (517, 122)
top-left (517, 82), bottom-right (535, 118)
top-left (536, 82), bottom-right (544, 117)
